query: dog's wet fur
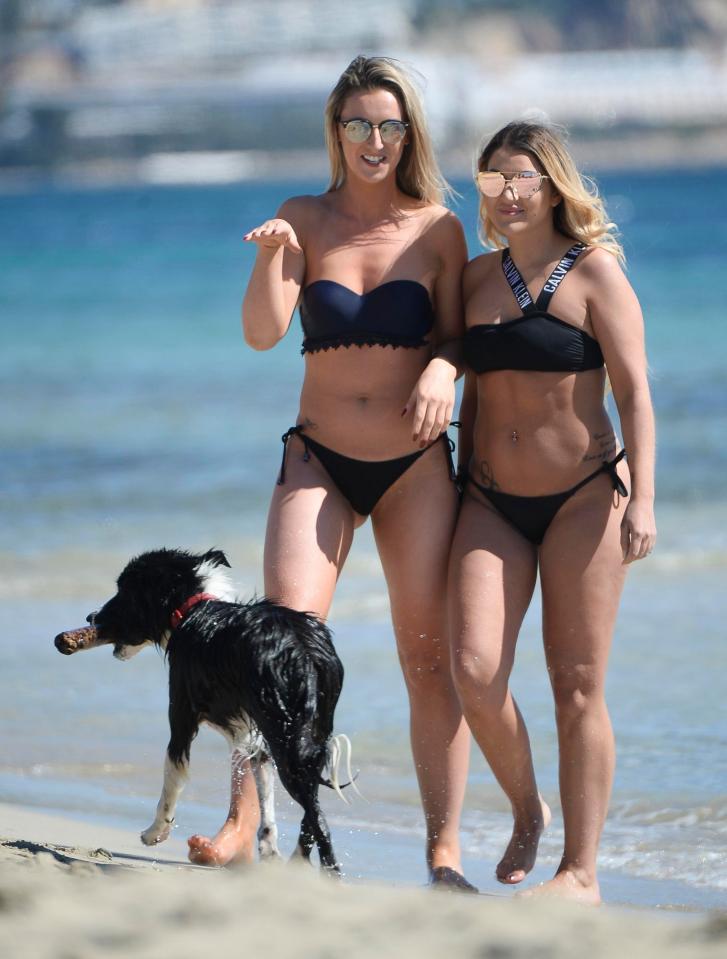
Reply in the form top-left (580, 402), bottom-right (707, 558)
top-left (73, 547), bottom-right (345, 872)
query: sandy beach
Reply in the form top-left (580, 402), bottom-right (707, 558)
top-left (1, 802), bottom-right (725, 959)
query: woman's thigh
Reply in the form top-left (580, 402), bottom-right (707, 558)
top-left (449, 492), bottom-right (538, 687)
top-left (539, 470), bottom-right (629, 685)
top-left (264, 435), bottom-right (360, 619)
top-left (371, 439), bottom-right (458, 635)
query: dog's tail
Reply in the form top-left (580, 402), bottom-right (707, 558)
top-left (320, 733), bottom-right (364, 804)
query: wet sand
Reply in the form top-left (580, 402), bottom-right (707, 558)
top-left (1, 802), bottom-right (725, 959)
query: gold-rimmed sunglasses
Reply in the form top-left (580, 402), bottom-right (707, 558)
top-left (338, 118), bottom-right (409, 145)
top-left (476, 171), bottom-right (549, 199)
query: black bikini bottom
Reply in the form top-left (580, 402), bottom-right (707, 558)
top-left (278, 424), bottom-right (456, 517)
top-left (467, 449), bottom-right (628, 545)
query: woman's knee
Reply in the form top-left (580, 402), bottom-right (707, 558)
top-left (549, 664), bottom-right (607, 726)
top-left (451, 647), bottom-right (508, 714)
top-left (397, 636), bottom-right (452, 695)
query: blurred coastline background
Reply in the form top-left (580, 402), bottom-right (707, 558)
top-left (1, 0), bottom-right (726, 910)
top-left (2, 0), bottom-right (727, 187)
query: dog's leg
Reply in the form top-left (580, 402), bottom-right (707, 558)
top-left (291, 811), bottom-right (316, 863)
top-left (304, 796), bottom-right (339, 874)
top-left (290, 795), bottom-right (339, 873)
top-left (141, 754), bottom-right (188, 846)
top-left (252, 752), bottom-right (281, 861)
top-left (270, 730), bottom-right (340, 870)
top-left (280, 774), bottom-right (338, 873)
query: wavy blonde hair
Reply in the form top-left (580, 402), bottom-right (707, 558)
top-left (324, 55), bottom-right (451, 206)
top-left (476, 121), bottom-right (624, 263)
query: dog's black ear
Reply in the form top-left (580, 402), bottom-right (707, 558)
top-left (201, 549), bottom-right (231, 569)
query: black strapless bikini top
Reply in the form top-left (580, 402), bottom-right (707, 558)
top-left (464, 242), bottom-right (604, 374)
top-left (300, 279), bottom-right (434, 354)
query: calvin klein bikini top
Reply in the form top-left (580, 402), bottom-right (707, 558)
top-left (463, 242), bottom-right (604, 374)
top-left (300, 279), bottom-right (435, 354)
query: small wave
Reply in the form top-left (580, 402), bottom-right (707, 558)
top-left (586, 803), bottom-right (727, 891)
top-left (649, 550), bottom-right (727, 572)
top-left (0, 544), bottom-right (393, 618)
top-left (0, 543), bottom-right (262, 601)
top-left (19, 762), bottom-right (137, 779)
top-left (611, 796), bottom-right (727, 828)
top-left (462, 798), bottom-right (727, 892)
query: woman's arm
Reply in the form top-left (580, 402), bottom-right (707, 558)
top-left (404, 211), bottom-right (468, 445)
top-left (241, 197), bottom-right (308, 351)
top-left (587, 249), bottom-right (657, 563)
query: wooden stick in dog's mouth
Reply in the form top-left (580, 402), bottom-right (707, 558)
top-left (54, 627), bottom-right (112, 655)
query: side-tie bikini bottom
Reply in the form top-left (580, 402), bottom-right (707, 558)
top-left (467, 449), bottom-right (628, 545)
top-left (278, 424), bottom-right (457, 517)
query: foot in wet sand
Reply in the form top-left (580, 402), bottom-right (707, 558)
top-left (429, 866), bottom-right (479, 894)
top-left (518, 867), bottom-right (601, 905)
top-left (496, 796), bottom-right (551, 885)
top-left (187, 819), bottom-right (256, 867)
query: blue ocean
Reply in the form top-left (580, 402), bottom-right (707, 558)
top-left (1, 171), bottom-right (725, 908)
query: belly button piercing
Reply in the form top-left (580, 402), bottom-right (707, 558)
top-left (511, 430), bottom-right (518, 443)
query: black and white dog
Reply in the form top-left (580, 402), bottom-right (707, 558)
top-left (56, 548), bottom-right (348, 872)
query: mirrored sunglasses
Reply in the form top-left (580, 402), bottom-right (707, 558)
top-left (477, 171), bottom-right (549, 199)
top-left (339, 118), bottom-right (409, 145)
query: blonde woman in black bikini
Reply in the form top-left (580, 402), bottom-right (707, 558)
top-left (188, 56), bottom-right (475, 891)
top-left (450, 121), bottom-right (656, 903)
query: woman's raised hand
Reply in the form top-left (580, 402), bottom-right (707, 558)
top-left (243, 218), bottom-right (302, 254)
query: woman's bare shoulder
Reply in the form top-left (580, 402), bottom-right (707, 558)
top-left (465, 249), bottom-right (500, 272)
top-left (424, 203), bottom-right (464, 234)
top-left (578, 245), bottom-right (627, 284)
top-left (464, 250), bottom-right (500, 292)
top-left (277, 193), bottom-right (330, 223)
top-left (421, 206), bottom-right (468, 267)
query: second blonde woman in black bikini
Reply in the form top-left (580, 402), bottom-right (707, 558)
top-left (450, 121), bottom-right (656, 904)
top-left (188, 56), bottom-right (475, 891)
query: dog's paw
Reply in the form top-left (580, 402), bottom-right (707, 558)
top-left (257, 825), bottom-right (281, 861)
top-left (259, 844), bottom-right (283, 862)
top-left (140, 822), bottom-right (171, 846)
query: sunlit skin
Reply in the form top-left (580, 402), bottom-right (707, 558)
top-left (187, 751), bottom-right (259, 866)
top-left (450, 144), bottom-right (656, 903)
top-left (482, 152), bottom-right (561, 241)
top-left (337, 91), bottom-right (410, 190)
top-left (191, 84), bottom-right (472, 884)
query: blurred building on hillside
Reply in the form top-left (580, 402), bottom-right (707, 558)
top-left (1, 0), bottom-right (726, 182)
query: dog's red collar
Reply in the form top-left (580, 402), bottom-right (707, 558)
top-left (170, 593), bottom-right (218, 630)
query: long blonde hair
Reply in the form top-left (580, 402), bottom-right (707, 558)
top-left (324, 55), bottom-right (451, 206)
top-left (476, 121), bottom-right (624, 263)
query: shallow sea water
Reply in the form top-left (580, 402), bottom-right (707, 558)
top-left (1, 172), bottom-right (725, 907)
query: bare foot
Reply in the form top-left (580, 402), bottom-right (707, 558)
top-left (496, 796), bottom-right (551, 884)
top-left (187, 819), bottom-right (256, 867)
top-left (518, 867), bottom-right (601, 905)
